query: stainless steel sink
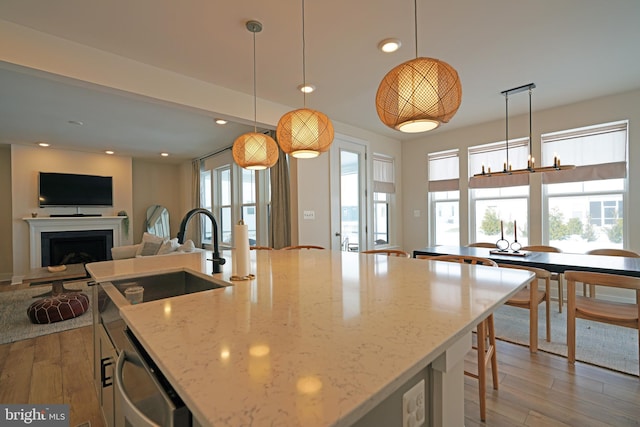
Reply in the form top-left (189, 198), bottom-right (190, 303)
top-left (109, 270), bottom-right (225, 304)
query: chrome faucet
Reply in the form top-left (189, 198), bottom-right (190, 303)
top-left (177, 208), bottom-right (226, 273)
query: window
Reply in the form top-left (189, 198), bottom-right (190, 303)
top-left (241, 168), bottom-right (257, 245)
top-left (468, 140), bottom-right (530, 245)
top-left (201, 151), bottom-right (271, 248)
top-left (428, 150), bottom-right (459, 245)
top-left (373, 154), bottom-right (395, 246)
top-left (542, 121), bottom-right (628, 252)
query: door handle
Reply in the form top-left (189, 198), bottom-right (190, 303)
top-left (335, 232), bottom-right (341, 237)
top-left (100, 357), bottom-right (114, 388)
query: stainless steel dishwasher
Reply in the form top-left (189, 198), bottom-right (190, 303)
top-left (114, 328), bottom-right (191, 427)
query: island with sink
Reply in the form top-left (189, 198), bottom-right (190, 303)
top-left (87, 249), bottom-right (533, 427)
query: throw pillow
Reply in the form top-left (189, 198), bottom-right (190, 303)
top-left (135, 232), bottom-right (164, 257)
top-left (178, 239), bottom-right (195, 252)
top-left (157, 238), bottom-right (180, 255)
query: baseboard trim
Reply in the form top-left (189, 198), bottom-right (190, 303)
top-left (10, 274), bottom-right (24, 286)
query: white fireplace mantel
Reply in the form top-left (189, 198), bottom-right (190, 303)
top-left (24, 216), bottom-right (125, 268)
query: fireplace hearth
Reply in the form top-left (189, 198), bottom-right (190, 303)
top-left (41, 229), bottom-right (113, 267)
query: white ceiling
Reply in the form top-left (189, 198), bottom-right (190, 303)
top-left (1, 0), bottom-right (639, 161)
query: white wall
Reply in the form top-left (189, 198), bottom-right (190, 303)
top-left (401, 89), bottom-right (640, 254)
top-left (295, 128), bottom-right (403, 250)
top-left (11, 145), bottom-right (133, 277)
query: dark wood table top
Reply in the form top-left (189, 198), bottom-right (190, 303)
top-left (22, 263), bottom-right (88, 285)
top-left (413, 246), bottom-right (640, 277)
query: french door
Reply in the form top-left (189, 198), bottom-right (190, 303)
top-left (330, 137), bottom-right (367, 251)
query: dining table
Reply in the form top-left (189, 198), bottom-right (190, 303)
top-left (413, 246), bottom-right (640, 277)
top-left (412, 245), bottom-right (640, 354)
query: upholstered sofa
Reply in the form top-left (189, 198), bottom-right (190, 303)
top-left (111, 232), bottom-right (197, 260)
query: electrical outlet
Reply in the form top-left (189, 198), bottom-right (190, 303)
top-left (402, 379), bottom-right (425, 427)
top-left (303, 210), bottom-right (315, 220)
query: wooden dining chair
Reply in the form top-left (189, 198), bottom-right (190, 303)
top-left (250, 246), bottom-right (273, 250)
top-left (426, 254), bottom-right (498, 267)
top-left (281, 245), bottom-right (325, 250)
top-left (467, 242), bottom-right (497, 248)
top-left (584, 249), bottom-right (640, 297)
top-left (418, 254), bottom-right (498, 421)
top-left (564, 270), bottom-right (640, 377)
top-left (361, 249), bottom-right (411, 258)
top-left (498, 263), bottom-right (552, 350)
top-left (522, 245), bottom-right (565, 313)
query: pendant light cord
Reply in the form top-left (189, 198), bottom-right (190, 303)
top-left (252, 29), bottom-right (257, 133)
top-left (414, 0), bottom-right (418, 58)
top-left (302, 0), bottom-right (307, 108)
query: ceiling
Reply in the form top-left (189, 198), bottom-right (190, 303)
top-left (1, 0), bottom-right (639, 162)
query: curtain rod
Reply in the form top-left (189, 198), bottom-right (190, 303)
top-left (195, 145), bottom-right (232, 162)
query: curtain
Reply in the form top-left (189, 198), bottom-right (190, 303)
top-left (191, 159), bottom-right (203, 247)
top-left (373, 155), bottom-right (395, 193)
top-left (468, 138), bottom-right (531, 188)
top-left (270, 135), bottom-right (291, 249)
top-left (541, 121), bottom-right (627, 184)
top-left (428, 149), bottom-right (459, 192)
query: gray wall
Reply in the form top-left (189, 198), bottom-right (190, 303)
top-left (0, 145), bottom-right (12, 281)
top-left (132, 159), bottom-right (183, 243)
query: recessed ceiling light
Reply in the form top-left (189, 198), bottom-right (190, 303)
top-left (105, 150), bottom-right (114, 155)
top-left (378, 38), bottom-right (402, 53)
top-left (297, 84), bottom-right (316, 94)
top-left (68, 120), bottom-right (84, 126)
top-left (38, 142), bottom-right (50, 147)
top-left (215, 119), bottom-right (228, 125)
top-left (160, 152), bottom-right (169, 157)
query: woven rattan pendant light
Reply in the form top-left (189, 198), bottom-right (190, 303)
top-left (276, 0), bottom-right (334, 159)
top-left (376, 0), bottom-right (462, 133)
top-left (232, 20), bottom-right (279, 170)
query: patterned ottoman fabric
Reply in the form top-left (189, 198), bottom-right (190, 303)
top-left (27, 293), bottom-right (90, 324)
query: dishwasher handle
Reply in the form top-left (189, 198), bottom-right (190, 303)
top-left (115, 350), bottom-right (161, 427)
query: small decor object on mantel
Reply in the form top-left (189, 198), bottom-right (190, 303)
top-left (117, 210), bottom-right (129, 238)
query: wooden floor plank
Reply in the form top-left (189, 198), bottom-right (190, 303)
top-left (60, 327), bottom-right (104, 427)
top-left (0, 339), bottom-right (35, 403)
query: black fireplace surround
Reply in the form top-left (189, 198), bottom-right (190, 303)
top-left (41, 229), bottom-right (113, 267)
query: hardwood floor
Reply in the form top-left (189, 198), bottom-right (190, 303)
top-left (464, 340), bottom-right (640, 426)
top-left (0, 328), bottom-right (637, 426)
top-left (0, 326), bottom-right (105, 427)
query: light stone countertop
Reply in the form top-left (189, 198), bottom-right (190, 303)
top-left (88, 249), bottom-right (533, 426)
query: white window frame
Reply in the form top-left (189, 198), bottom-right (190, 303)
top-left (372, 154), bottom-right (395, 247)
top-left (541, 120), bottom-right (629, 250)
top-left (201, 151), bottom-right (271, 248)
top-left (468, 140), bottom-right (530, 244)
top-left (428, 149), bottom-right (460, 246)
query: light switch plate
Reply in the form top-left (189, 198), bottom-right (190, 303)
top-left (413, 210), bottom-right (421, 218)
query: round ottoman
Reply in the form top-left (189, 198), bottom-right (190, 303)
top-left (27, 293), bottom-right (90, 324)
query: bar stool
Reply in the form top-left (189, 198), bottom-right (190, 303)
top-left (418, 254), bottom-right (499, 421)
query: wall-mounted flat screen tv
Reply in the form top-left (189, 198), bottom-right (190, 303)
top-left (39, 172), bottom-right (113, 207)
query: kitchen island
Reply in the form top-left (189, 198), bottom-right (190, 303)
top-left (87, 249), bottom-right (533, 426)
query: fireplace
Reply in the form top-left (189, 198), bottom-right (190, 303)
top-left (25, 216), bottom-right (124, 268)
top-left (41, 229), bottom-right (113, 266)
